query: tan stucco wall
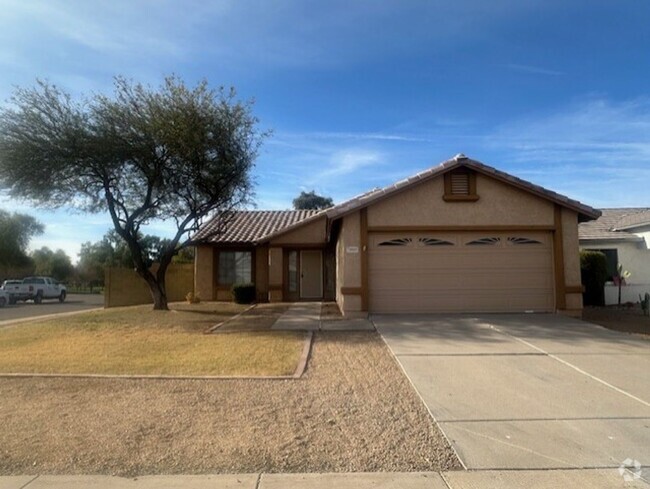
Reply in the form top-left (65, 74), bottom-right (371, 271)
top-left (269, 217), bottom-right (327, 245)
top-left (216, 289), bottom-right (231, 301)
top-left (562, 209), bottom-right (581, 286)
top-left (367, 173), bottom-right (555, 227)
top-left (105, 264), bottom-right (194, 307)
top-left (194, 245), bottom-right (214, 301)
top-left (268, 247), bottom-right (283, 302)
top-left (255, 246), bottom-right (269, 299)
top-left (561, 209), bottom-right (583, 316)
top-left (336, 211), bottom-right (363, 316)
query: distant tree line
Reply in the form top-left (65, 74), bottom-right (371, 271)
top-left (0, 209), bottom-right (193, 287)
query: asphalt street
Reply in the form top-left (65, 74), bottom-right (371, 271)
top-left (0, 293), bottom-right (104, 323)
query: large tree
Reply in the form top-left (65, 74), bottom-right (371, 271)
top-left (0, 76), bottom-right (263, 309)
top-left (31, 247), bottom-right (74, 282)
top-left (77, 230), bottom-right (195, 286)
top-left (292, 190), bottom-right (334, 210)
top-left (0, 210), bottom-right (44, 269)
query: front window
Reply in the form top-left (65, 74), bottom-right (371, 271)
top-left (218, 251), bottom-right (252, 285)
top-left (288, 251), bottom-right (298, 293)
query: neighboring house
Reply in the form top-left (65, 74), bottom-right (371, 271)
top-left (193, 154), bottom-right (600, 317)
top-left (579, 208), bottom-right (650, 305)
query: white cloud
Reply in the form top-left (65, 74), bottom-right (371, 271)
top-left (504, 63), bottom-right (565, 76)
top-left (487, 97), bottom-right (650, 206)
top-left (317, 149), bottom-right (384, 179)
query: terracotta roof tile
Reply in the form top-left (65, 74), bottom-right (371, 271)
top-left (578, 208), bottom-right (650, 242)
top-left (193, 210), bottom-right (322, 244)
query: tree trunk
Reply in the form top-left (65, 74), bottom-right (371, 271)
top-left (149, 277), bottom-right (168, 310)
top-left (618, 282), bottom-right (622, 307)
top-left (135, 267), bottom-right (169, 311)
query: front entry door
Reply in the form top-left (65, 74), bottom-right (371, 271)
top-left (300, 250), bottom-right (323, 299)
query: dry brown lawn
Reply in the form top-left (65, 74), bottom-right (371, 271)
top-left (0, 331), bottom-right (461, 476)
top-left (0, 302), bottom-right (306, 376)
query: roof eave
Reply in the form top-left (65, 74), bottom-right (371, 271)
top-left (613, 222), bottom-right (650, 232)
top-left (579, 236), bottom-right (643, 243)
top-left (326, 157), bottom-right (601, 222)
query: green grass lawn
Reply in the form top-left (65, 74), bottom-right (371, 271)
top-left (0, 303), bottom-right (306, 376)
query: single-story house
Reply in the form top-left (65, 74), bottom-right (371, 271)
top-left (193, 154), bottom-right (600, 317)
top-left (579, 208), bottom-right (650, 304)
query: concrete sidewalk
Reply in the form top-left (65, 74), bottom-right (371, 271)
top-left (2, 469), bottom-right (648, 488)
top-left (271, 302), bottom-right (374, 331)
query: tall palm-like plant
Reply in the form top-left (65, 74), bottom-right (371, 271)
top-left (613, 263), bottom-right (631, 307)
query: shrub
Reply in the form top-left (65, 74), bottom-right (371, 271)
top-left (580, 250), bottom-right (607, 306)
top-left (185, 291), bottom-right (201, 304)
top-left (231, 283), bottom-right (256, 304)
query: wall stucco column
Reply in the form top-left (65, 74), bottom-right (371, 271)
top-left (194, 245), bottom-right (214, 301)
top-left (268, 247), bottom-right (283, 302)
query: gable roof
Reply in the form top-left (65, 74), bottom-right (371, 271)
top-left (194, 154), bottom-right (601, 245)
top-left (193, 210), bottom-right (322, 244)
top-left (325, 154), bottom-right (601, 222)
top-left (579, 208), bottom-right (650, 242)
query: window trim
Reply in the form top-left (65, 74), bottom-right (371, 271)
top-left (216, 249), bottom-right (254, 287)
top-left (443, 169), bottom-right (479, 202)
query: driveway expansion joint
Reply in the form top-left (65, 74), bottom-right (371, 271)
top-left (484, 321), bottom-right (650, 408)
top-left (19, 475), bottom-right (39, 488)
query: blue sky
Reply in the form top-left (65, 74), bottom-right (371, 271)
top-left (1, 0), bottom-right (650, 262)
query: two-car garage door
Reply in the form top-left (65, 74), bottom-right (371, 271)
top-left (368, 232), bottom-right (554, 313)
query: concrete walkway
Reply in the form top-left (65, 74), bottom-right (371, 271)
top-left (271, 302), bottom-right (374, 331)
top-left (2, 469), bottom-right (647, 488)
top-left (375, 313), bottom-right (650, 472)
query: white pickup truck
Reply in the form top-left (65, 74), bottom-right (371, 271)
top-left (5, 277), bottom-right (67, 304)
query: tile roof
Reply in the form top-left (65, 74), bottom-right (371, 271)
top-left (195, 154), bottom-right (603, 245)
top-left (325, 154), bottom-right (601, 221)
top-left (193, 210), bottom-right (322, 244)
top-left (578, 208), bottom-right (650, 242)
top-left (613, 209), bottom-right (650, 230)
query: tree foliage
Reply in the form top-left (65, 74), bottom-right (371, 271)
top-left (292, 190), bottom-right (334, 210)
top-left (31, 247), bottom-right (74, 281)
top-left (77, 230), bottom-right (195, 285)
top-left (0, 210), bottom-right (44, 268)
top-left (0, 76), bottom-right (263, 309)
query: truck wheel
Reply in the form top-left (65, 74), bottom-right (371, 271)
top-left (59, 291), bottom-right (66, 303)
top-left (34, 292), bottom-right (43, 304)
top-left (0, 297), bottom-right (5, 308)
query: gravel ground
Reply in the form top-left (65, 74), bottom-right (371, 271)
top-left (0, 331), bottom-right (460, 476)
top-left (583, 306), bottom-right (650, 336)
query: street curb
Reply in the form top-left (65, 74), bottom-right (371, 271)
top-left (0, 307), bottom-right (104, 328)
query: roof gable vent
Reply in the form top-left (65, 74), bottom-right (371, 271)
top-left (450, 172), bottom-right (470, 195)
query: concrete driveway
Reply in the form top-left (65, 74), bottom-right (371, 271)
top-left (374, 314), bottom-right (650, 472)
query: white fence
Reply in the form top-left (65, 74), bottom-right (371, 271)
top-left (604, 283), bottom-right (650, 305)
